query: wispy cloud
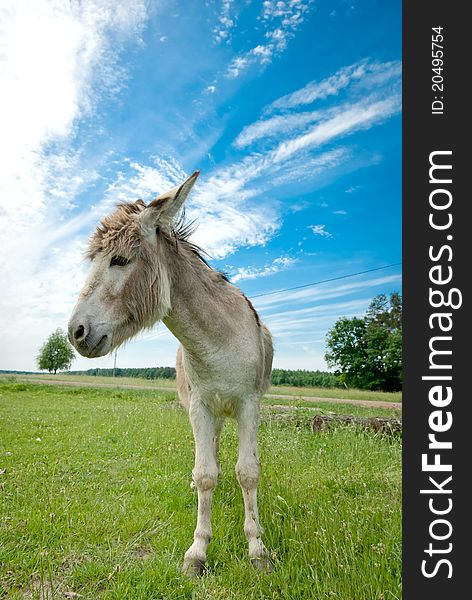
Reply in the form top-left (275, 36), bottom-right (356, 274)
top-left (189, 190), bottom-right (281, 258)
top-left (259, 0), bottom-right (314, 55)
top-left (309, 224), bottom-right (333, 238)
top-left (231, 256), bottom-right (298, 283)
top-left (184, 148), bottom-right (351, 256)
top-left (102, 156), bottom-right (188, 209)
top-left (0, 0), bottom-right (149, 370)
top-left (0, 0), bottom-right (147, 231)
top-left (266, 297), bottom-right (372, 327)
top-left (213, 0), bottom-right (236, 44)
top-left (253, 274), bottom-right (402, 311)
top-left (226, 55), bottom-right (251, 78)
top-left (184, 94), bottom-right (398, 242)
top-left (227, 58), bottom-right (401, 213)
top-left (235, 59), bottom-right (401, 151)
top-left (234, 109), bottom-right (326, 148)
top-left (271, 95), bottom-right (401, 162)
top-left (226, 0), bottom-right (314, 78)
top-left (268, 59), bottom-right (401, 111)
top-left (65, 55), bottom-right (400, 264)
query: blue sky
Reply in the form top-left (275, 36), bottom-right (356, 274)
top-left (0, 0), bottom-right (401, 372)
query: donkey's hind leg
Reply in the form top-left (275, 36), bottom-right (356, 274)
top-left (235, 396), bottom-right (271, 571)
top-left (183, 397), bottom-right (219, 577)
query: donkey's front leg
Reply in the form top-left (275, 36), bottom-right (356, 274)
top-left (183, 398), bottom-right (219, 577)
top-left (236, 398), bottom-right (271, 571)
top-left (214, 417), bottom-right (224, 477)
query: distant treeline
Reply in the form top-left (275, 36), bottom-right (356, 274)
top-left (270, 369), bottom-right (340, 388)
top-left (67, 367), bottom-right (176, 380)
top-left (65, 367), bottom-right (341, 388)
top-left (0, 370), bottom-right (37, 375)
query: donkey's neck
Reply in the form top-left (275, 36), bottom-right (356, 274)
top-left (162, 249), bottom-right (238, 359)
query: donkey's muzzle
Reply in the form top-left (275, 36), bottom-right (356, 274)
top-left (71, 323), bottom-right (87, 344)
top-left (68, 318), bottom-right (110, 358)
top-left (68, 317), bottom-right (89, 345)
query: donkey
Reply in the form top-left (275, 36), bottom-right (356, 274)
top-left (68, 171), bottom-right (274, 575)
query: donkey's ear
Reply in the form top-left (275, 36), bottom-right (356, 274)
top-left (140, 170), bottom-right (200, 232)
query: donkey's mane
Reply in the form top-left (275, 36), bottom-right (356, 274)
top-left (86, 201), bottom-right (145, 260)
top-left (86, 199), bottom-right (215, 271)
top-left (85, 199), bottom-right (260, 324)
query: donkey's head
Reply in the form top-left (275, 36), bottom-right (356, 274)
top-left (68, 171), bottom-right (200, 358)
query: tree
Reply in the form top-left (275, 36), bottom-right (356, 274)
top-left (325, 293), bottom-right (402, 391)
top-left (37, 328), bottom-right (75, 374)
top-left (325, 317), bottom-right (370, 389)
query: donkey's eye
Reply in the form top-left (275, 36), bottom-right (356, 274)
top-left (110, 256), bottom-right (131, 267)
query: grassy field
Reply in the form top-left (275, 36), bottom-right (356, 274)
top-left (262, 399), bottom-right (400, 419)
top-left (4, 373), bottom-right (402, 404)
top-left (1, 374), bottom-right (178, 390)
top-left (0, 381), bottom-right (401, 599)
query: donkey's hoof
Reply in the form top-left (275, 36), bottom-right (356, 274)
top-left (182, 557), bottom-right (206, 578)
top-left (251, 556), bottom-right (273, 573)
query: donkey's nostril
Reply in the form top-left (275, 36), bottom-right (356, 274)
top-left (74, 325), bottom-right (85, 341)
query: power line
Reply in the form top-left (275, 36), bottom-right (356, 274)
top-left (251, 262), bottom-right (402, 299)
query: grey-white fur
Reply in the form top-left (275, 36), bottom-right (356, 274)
top-left (68, 171), bottom-right (274, 574)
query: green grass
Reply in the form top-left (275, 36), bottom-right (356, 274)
top-left (2, 373), bottom-right (402, 404)
top-left (261, 398), bottom-right (401, 419)
top-left (0, 382), bottom-right (401, 599)
top-left (3, 373), bottom-right (177, 389)
top-left (266, 385), bottom-right (401, 404)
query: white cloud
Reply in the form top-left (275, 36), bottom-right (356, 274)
top-left (253, 274), bottom-right (402, 311)
top-left (213, 0), bottom-right (236, 44)
top-left (0, 0), bottom-right (148, 371)
top-left (0, 0), bottom-right (147, 229)
top-left (99, 92), bottom-right (393, 261)
top-left (266, 298), bottom-right (372, 328)
top-left (231, 256), bottom-right (298, 283)
top-left (226, 56), bottom-right (250, 78)
top-left (272, 96), bottom-right (401, 162)
top-left (229, 59), bottom-right (401, 210)
top-left (271, 147), bottom-right (350, 186)
top-left (102, 156), bottom-right (188, 209)
top-left (226, 0), bottom-right (313, 78)
top-left (261, 0), bottom-right (311, 19)
top-left (252, 44), bottom-right (274, 64)
top-left (89, 145), bottom-right (349, 262)
top-left (269, 59), bottom-right (401, 111)
top-left (189, 196), bottom-right (281, 258)
top-left (309, 224), bottom-right (333, 238)
top-left (177, 147), bottom-right (352, 257)
top-left (235, 91), bottom-right (401, 155)
top-left (234, 109), bottom-right (325, 148)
